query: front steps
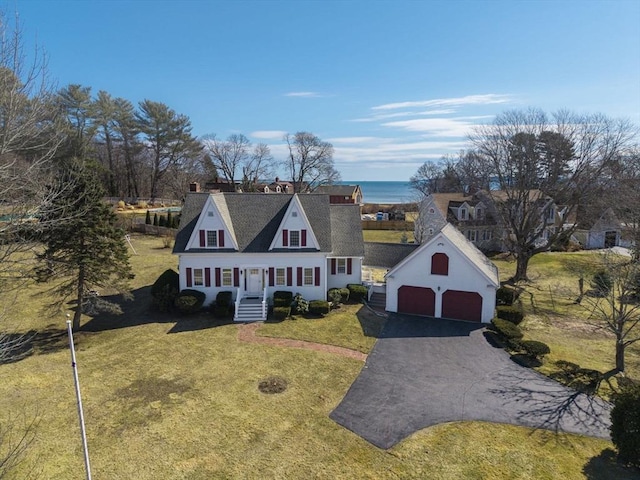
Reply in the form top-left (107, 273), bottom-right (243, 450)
top-left (368, 292), bottom-right (387, 311)
top-left (234, 297), bottom-right (266, 322)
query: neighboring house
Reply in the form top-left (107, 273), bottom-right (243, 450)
top-left (385, 223), bottom-right (499, 323)
top-left (314, 184), bottom-right (363, 205)
top-left (573, 207), bottom-right (633, 249)
top-left (415, 190), bottom-right (561, 252)
top-left (258, 177), bottom-right (294, 194)
top-left (173, 192), bottom-right (364, 321)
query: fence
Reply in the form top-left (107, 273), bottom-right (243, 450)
top-left (130, 223), bottom-right (176, 237)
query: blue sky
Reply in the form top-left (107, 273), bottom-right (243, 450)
top-left (9, 0), bottom-right (640, 181)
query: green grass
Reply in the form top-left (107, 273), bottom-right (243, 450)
top-left (258, 303), bottom-right (386, 353)
top-left (363, 229), bottom-right (415, 243)
top-left (1, 237), bottom-right (637, 479)
top-left (491, 251), bottom-right (640, 390)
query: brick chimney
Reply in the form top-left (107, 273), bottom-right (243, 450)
top-left (189, 182), bottom-right (200, 192)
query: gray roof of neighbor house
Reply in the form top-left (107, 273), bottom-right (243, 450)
top-left (363, 242), bottom-right (419, 268)
top-left (173, 192), bottom-right (363, 256)
top-left (315, 184), bottom-right (360, 196)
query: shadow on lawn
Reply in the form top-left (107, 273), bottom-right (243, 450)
top-left (0, 328), bottom-right (68, 365)
top-left (582, 448), bottom-right (640, 480)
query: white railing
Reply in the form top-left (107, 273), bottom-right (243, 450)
top-left (261, 287), bottom-right (268, 320)
top-left (234, 287), bottom-right (242, 321)
top-left (366, 282), bottom-right (374, 301)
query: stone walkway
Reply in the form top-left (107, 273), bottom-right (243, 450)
top-left (237, 322), bottom-right (368, 362)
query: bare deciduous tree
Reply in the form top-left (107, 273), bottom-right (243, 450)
top-left (285, 131), bottom-right (339, 192)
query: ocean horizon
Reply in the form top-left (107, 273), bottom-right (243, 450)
top-left (341, 180), bottom-right (416, 204)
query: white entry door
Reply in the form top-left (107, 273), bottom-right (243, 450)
top-left (247, 268), bottom-right (262, 294)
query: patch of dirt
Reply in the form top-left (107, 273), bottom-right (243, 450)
top-left (116, 377), bottom-right (191, 404)
top-left (258, 376), bottom-right (288, 394)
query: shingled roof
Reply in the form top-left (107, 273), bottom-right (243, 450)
top-left (363, 242), bottom-right (419, 268)
top-left (173, 192), bottom-right (362, 255)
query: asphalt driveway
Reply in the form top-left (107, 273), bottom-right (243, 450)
top-left (330, 314), bottom-right (612, 449)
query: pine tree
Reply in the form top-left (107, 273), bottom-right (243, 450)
top-left (167, 210), bottom-right (172, 229)
top-left (153, 213), bottom-right (158, 226)
top-left (145, 210), bottom-right (151, 225)
top-left (36, 159), bottom-right (133, 330)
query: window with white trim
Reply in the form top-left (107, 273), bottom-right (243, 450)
top-left (460, 207), bottom-right (468, 220)
top-left (206, 230), bottom-right (217, 247)
top-left (289, 230), bottom-right (300, 247)
top-left (222, 268), bottom-right (232, 286)
top-left (304, 268), bottom-right (313, 286)
top-left (467, 230), bottom-right (477, 242)
top-left (476, 207), bottom-right (483, 219)
top-left (193, 268), bottom-right (204, 286)
top-left (337, 258), bottom-right (346, 274)
top-left (276, 268), bottom-right (286, 286)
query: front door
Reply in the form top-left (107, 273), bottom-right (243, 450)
top-left (247, 268), bottom-right (263, 294)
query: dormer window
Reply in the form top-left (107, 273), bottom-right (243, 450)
top-left (290, 230), bottom-right (300, 247)
top-left (276, 185), bottom-right (282, 193)
top-left (207, 211), bottom-right (214, 217)
top-left (475, 207), bottom-right (483, 219)
top-left (459, 207), bottom-right (468, 220)
top-left (198, 229), bottom-right (225, 248)
top-left (546, 207), bottom-right (555, 222)
top-left (292, 211), bottom-right (298, 217)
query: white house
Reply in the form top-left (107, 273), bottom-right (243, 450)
top-left (385, 223), bottom-right (499, 323)
top-left (173, 192), bottom-right (364, 321)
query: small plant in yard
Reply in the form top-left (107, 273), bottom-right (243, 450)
top-left (161, 236), bottom-right (173, 248)
top-left (292, 293), bottom-right (309, 315)
top-left (174, 289), bottom-right (206, 314)
top-left (213, 291), bottom-right (233, 317)
top-left (151, 269), bottom-right (180, 312)
top-left (145, 210), bottom-right (151, 225)
top-left (347, 284), bottom-right (368, 302)
top-left (519, 340), bottom-right (551, 361)
top-left (496, 305), bottom-right (524, 325)
top-left (273, 306), bottom-right (291, 321)
top-left (590, 269), bottom-right (612, 296)
top-left (273, 291), bottom-right (293, 307)
top-left (327, 288), bottom-right (342, 308)
top-left (491, 318), bottom-right (524, 346)
top-left (610, 382), bottom-right (640, 467)
top-left (309, 300), bottom-right (330, 316)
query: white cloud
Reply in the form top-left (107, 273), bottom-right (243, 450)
top-left (382, 116), bottom-right (493, 137)
top-left (372, 93), bottom-right (514, 111)
top-left (351, 108), bottom-right (457, 123)
top-left (250, 130), bottom-right (287, 140)
top-left (326, 136), bottom-right (384, 144)
top-left (284, 91), bottom-right (321, 98)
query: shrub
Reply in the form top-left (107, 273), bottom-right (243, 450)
top-left (159, 215), bottom-right (167, 227)
top-left (145, 210), bottom-right (152, 225)
top-left (153, 213), bottom-right (159, 226)
top-left (117, 200), bottom-right (125, 209)
top-left (213, 305), bottom-right (230, 318)
top-left (309, 300), bottom-right (330, 316)
top-left (167, 210), bottom-right (172, 228)
top-left (292, 293), bottom-right (309, 314)
top-left (216, 291), bottom-right (233, 308)
top-left (347, 283), bottom-right (368, 302)
top-left (520, 340), bottom-right (551, 360)
top-left (496, 305), bottom-right (524, 325)
top-left (327, 288), bottom-right (342, 306)
top-left (161, 236), bottom-right (173, 248)
top-left (338, 287), bottom-right (350, 303)
top-left (273, 291), bottom-right (293, 307)
top-left (174, 289), bottom-right (206, 314)
top-left (151, 269), bottom-right (179, 312)
top-left (138, 201), bottom-right (148, 209)
top-left (496, 285), bottom-right (521, 306)
top-left (611, 383), bottom-right (640, 467)
top-left (591, 270), bottom-right (612, 296)
top-left (491, 318), bottom-right (524, 342)
top-left (273, 306), bottom-right (291, 321)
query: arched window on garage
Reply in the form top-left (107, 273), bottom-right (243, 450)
top-left (431, 252), bottom-right (449, 275)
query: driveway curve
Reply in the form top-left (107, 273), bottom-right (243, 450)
top-left (330, 314), bottom-right (611, 449)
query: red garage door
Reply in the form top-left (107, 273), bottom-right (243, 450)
top-left (397, 286), bottom-right (435, 316)
top-left (442, 290), bottom-right (483, 322)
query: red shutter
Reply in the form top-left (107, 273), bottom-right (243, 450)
top-left (315, 267), bottom-right (320, 286)
top-left (297, 267), bottom-right (303, 286)
top-left (205, 267), bottom-right (211, 287)
top-left (215, 268), bottom-right (221, 287)
top-left (199, 230), bottom-right (205, 247)
top-left (269, 267), bottom-right (275, 286)
top-left (186, 267), bottom-right (192, 287)
top-left (331, 258), bottom-right (336, 275)
top-left (282, 229), bottom-right (288, 247)
top-left (301, 229), bottom-right (307, 247)
top-left (347, 258), bottom-right (352, 275)
top-left (286, 267), bottom-right (293, 286)
top-left (233, 268), bottom-right (240, 287)
top-left (431, 253), bottom-right (449, 275)
top-left (218, 230), bottom-right (225, 247)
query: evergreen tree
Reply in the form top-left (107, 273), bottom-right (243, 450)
top-left (153, 213), bottom-right (158, 226)
top-left (145, 210), bottom-right (151, 225)
top-left (167, 210), bottom-right (172, 228)
top-left (36, 159), bottom-right (133, 330)
top-left (159, 214), bottom-right (166, 227)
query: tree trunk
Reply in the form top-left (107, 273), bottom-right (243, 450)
top-left (512, 252), bottom-right (531, 283)
top-left (73, 264), bottom-right (85, 330)
top-left (615, 340), bottom-right (625, 372)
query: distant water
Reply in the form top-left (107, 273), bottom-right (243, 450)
top-left (341, 181), bottom-right (415, 204)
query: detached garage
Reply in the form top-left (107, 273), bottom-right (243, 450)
top-left (385, 223), bottom-right (499, 323)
